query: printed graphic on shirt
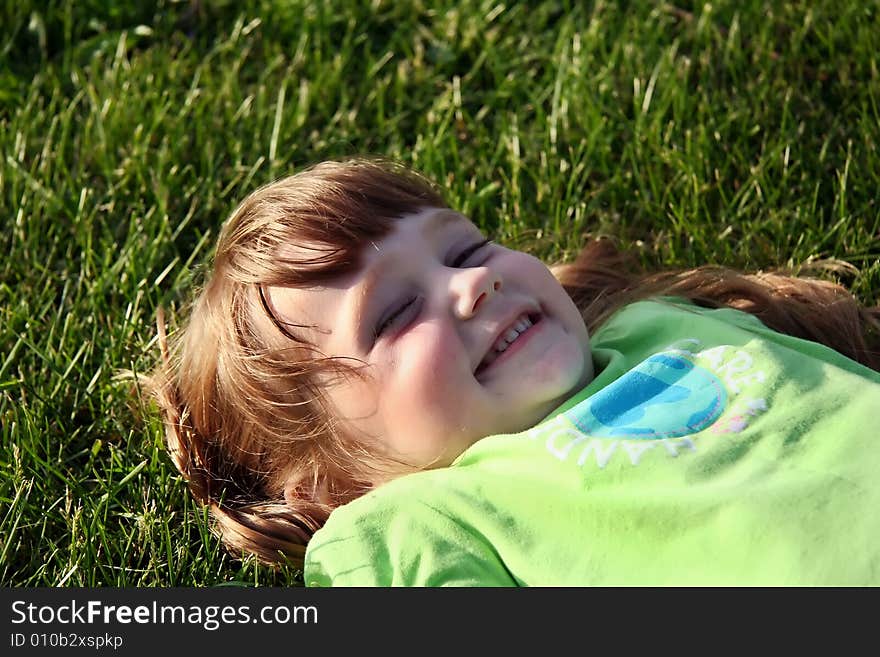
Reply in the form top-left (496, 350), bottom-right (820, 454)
top-left (563, 353), bottom-right (727, 440)
top-left (535, 340), bottom-right (770, 469)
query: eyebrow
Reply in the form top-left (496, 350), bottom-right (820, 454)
top-left (351, 209), bottom-right (468, 349)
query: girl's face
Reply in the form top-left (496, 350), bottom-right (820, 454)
top-left (265, 207), bottom-right (593, 471)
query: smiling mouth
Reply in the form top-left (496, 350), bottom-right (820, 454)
top-left (474, 311), bottom-right (543, 377)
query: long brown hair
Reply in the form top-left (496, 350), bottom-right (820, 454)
top-left (553, 237), bottom-right (880, 370)
top-left (145, 158), bottom-right (446, 564)
top-left (145, 157), bottom-right (880, 567)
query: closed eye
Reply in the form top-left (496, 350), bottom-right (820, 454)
top-left (374, 296), bottom-right (419, 340)
top-left (450, 239), bottom-right (492, 267)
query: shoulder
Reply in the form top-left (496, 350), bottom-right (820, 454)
top-left (590, 297), bottom-right (765, 356)
top-left (595, 297), bottom-right (880, 384)
top-left (304, 469), bottom-right (516, 587)
top-left (602, 297), bottom-right (768, 330)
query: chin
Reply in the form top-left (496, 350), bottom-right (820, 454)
top-left (534, 362), bottom-right (591, 415)
top-left (536, 351), bottom-right (590, 398)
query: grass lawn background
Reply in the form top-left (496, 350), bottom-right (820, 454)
top-left (2, 0), bottom-right (879, 586)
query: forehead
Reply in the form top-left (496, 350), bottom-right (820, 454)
top-left (261, 207), bottom-right (478, 347)
top-left (272, 206), bottom-right (467, 264)
top-left (359, 206), bottom-right (476, 260)
top-left (275, 206), bottom-right (472, 282)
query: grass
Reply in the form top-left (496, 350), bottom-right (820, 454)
top-left (2, 0), bottom-right (879, 587)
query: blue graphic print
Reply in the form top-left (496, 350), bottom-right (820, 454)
top-left (564, 353), bottom-right (727, 439)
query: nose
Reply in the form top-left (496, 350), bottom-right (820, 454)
top-left (450, 266), bottom-right (502, 320)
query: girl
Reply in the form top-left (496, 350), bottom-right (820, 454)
top-left (147, 158), bottom-right (880, 586)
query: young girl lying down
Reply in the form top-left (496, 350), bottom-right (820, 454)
top-left (147, 158), bottom-right (880, 586)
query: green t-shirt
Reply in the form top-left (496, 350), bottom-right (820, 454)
top-left (304, 299), bottom-right (880, 586)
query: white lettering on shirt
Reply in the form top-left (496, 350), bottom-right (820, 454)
top-left (545, 428), bottom-right (591, 461)
top-left (576, 439), bottom-right (619, 468)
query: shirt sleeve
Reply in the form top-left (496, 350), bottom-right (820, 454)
top-left (304, 497), bottom-right (517, 587)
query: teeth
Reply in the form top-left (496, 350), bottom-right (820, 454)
top-left (495, 313), bottom-right (533, 350)
top-left (477, 313), bottom-right (536, 373)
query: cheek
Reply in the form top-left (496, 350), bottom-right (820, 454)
top-left (520, 256), bottom-right (586, 331)
top-left (504, 252), bottom-right (560, 293)
top-left (381, 322), bottom-right (473, 431)
top-left (389, 322), bottom-right (466, 403)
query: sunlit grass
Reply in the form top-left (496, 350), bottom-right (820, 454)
top-left (2, 0), bottom-right (878, 586)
